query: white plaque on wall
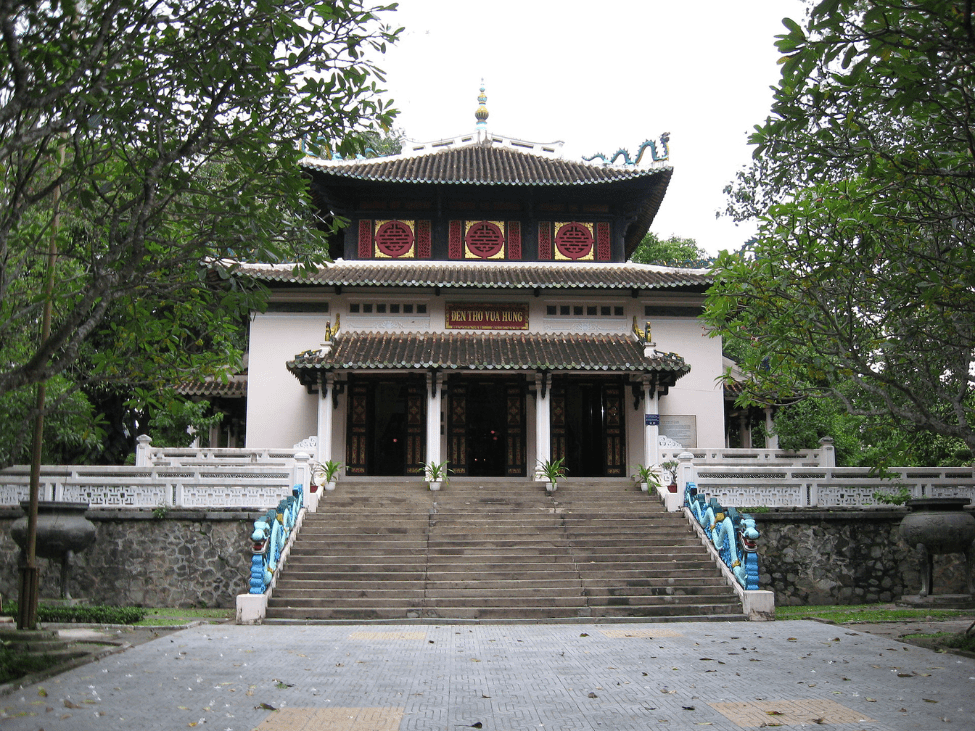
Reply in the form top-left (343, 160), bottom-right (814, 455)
top-left (659, 415), bottom-right (697, 448)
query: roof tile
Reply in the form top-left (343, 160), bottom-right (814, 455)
top-left (235, 260), bottom-right (711, 290)
top-left (301, 145), bottom-right (670, 187)
top-left (287, 331), bottom-right (689, 387)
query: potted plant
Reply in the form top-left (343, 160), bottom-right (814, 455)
top-left (423, 460), bottom-right (451, 490)
top-left (661, 459), bottom-right (680, 493)
top-left (312, 459), bottom-right (343, 492)
top-left (631, 464), bottom-right (661, 492)
top-left (535, 457), bottom-right (567, 493)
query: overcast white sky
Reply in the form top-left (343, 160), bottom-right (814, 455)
top-left (374, 0), bottom-right (807, 255)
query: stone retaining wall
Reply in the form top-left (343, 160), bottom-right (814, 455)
top-left (756, 508), bottom-right (971, 605)
top-left (3, 506), bottom-right (972, 610)
top-left (0, 508), bottom-right (260, 608)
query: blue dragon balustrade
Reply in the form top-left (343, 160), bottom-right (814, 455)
top-left (685, 484), bottom-right (761, 590)
top-left (248, 485), bottom-right (303, 595)
top-left (583, 133), bottom-right (671, 166)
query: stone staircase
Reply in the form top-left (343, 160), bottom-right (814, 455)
top-left (265, 479), bottom-right (744, 622)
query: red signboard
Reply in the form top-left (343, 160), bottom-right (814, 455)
top-left (445, 303), bottom-right (529, 330)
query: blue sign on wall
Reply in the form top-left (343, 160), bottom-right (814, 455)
top-left (645, 414), bottom-right (660, 426)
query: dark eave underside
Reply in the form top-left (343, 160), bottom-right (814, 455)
top-left (287, 331), bottom-right (690, 388)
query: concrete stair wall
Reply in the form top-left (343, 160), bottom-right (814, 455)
top-left (266, 479), bottom-right (744, 622)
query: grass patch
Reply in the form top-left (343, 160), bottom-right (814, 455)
top-left (775, 603), bottom-right (974, 623)
top-left (938, 632), bottom-right (975, 653)
top-left (133, 607), bottom-right (233, 626)
top-left (0, 648), bottom-right (62, 685)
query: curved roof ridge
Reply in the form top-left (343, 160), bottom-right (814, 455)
top-left (300, 143), bottom-right (671, 186)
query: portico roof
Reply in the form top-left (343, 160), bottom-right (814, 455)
top-left (286, 331), bottom-right (690, 388)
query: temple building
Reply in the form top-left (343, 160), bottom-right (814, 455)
top-left (238, 87), bottom-right (722, 478)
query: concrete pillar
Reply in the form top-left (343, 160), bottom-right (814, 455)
top-left (426, 371), bottom-right (443, 466)
top-left (534, 372), bottom-right (551, 479)
top-left (739, 412), bottom-right (751, 449)
top-left (135, 435), bottom-right (152, 467)
top-left (293, 451), bottom-right (311, 491)
top-left (643, 381), bottom-right (659, 467)
top-left (764, 407), bottom-right (778, 449)
top-left (316, 373), bottom-right (334, 465)
top-left (819, 436), bottom-right (836, 467)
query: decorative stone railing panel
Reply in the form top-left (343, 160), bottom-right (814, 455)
top-left (0, 465), bottom-right (297, 509)
top-left (689, 465), bottom-right (975, 508)
top-left (61, 480), bottom-right (171, 508)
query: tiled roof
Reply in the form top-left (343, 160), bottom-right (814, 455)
top-left (235, 260), bottom-right (711, 290)
top-left (286, 331), bottom-right (690, 387)
top-left (175, 375), bottom-right (247, 398)
top-left (301, 145), bottom-right (671, 187)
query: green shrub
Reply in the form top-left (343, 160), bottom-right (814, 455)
top-left (0, 648), bottom-right (63, 684)
top-left (872, 486), bottom-right (912, 505)
top-left (1, 603), bottom-right (147, 625)
top-left (938, 632), bottom-right (975, 653)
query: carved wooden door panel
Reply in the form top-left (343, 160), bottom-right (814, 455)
top-left (406, 382), bottom-right (426, 475)
top-left (447, 380), bottom-right (468, 475)
top-left (602, 382), bottom-right (625, 476)
top-left (346, 381), bottom-right (369, 475)
top-left (505, 382), bottom-right (526, 476)
top-left (550, 384), bottom-right (567, 464)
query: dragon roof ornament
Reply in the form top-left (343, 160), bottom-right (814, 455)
top-left (584, 133), bottom-right (671, 167)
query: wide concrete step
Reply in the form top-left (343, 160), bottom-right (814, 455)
top-left (266, 479), bottom-right (742, 622)
top-left (266, 604), bottom-right (744, 622)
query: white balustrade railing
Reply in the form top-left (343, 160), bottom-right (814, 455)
top-left (659, 437), bottom-right (836, 468)
top-left (1, 461), bottom-right (310, 510)
top-left (134, 435), bottom-right (304, 468)
top-left (686, 463), bottom-right (975, 508)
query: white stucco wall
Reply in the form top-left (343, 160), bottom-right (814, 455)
top-left (245, 289), bottom-right (724, 456)
top-left (653, 316), bottom-right (725, 448)
top-left (245, 312), bottom-right (323, 449)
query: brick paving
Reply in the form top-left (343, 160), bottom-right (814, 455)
top-left (1, 619), bottom-right (973, 730)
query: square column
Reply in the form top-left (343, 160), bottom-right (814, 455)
top-left (534, 372), bottom-right (551, 479)
top-left (764, 407), bottom-right (779, 449)
top-left (426, 371), bottom-right (443, 466)
top-left (316, 373), bottom-right (334, 465)
top-left (643, 379), bottom-right (659, 467)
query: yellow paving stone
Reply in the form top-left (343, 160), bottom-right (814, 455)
top-left (709, 699), bottom-right (874, 727)
top-left (347, 631), bottom-right (426, 641)
top-left (600, 629), bottom-right (683, 639)
top-left (252, 706), bottom-right (404, 731)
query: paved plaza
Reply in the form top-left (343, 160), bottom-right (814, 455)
top-left (2, 619), bottom-right (974, 730)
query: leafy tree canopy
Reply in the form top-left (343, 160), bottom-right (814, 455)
top-left (0, 0), bottom-right (400, 465)
top-left (629, 232), bottom-right (709, 266)
top-left (706, 0), bottom-right (975, 453)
